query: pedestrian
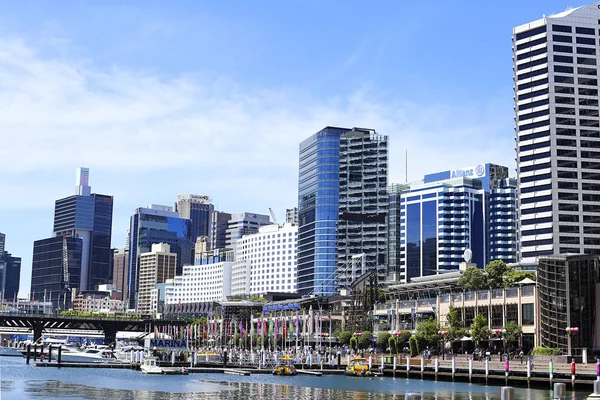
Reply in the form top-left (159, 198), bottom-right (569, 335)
top-left (519, 349), bottom-right (524, 364)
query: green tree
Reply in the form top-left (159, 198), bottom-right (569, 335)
top-left (192, 316), bottom-right (207, 326)
top-left (377, 332), bottom-right (391, 352)
top-left (470, 314), bottom-right (491, 347)
top-left (504, 269), bottom-right (536, 287)
top-left (485, 260), bottom-right (509, 288)
top-left (388, 336), bottom-right (398, 354)
top-left (457, 265), bottom-right (487, 291)
top-left (337, 331), bottom-right (353, 346)
top-left (446, 305), bottom-right (467, 340)
top-left (396, 331), bottom-right (411, 350)
top-left (349, 336), bottom-right (358, 351)
top-left (502, 320), bottom-right (523, 351)
top-left (415, 317), bottom-right (439, 350)
top-left (409, 335), bottom-right (420, 357)
top-left (358, 331), bottom-right (373, 349)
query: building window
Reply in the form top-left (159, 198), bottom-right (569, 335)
top-left (522, 303), bottom-right (534, 326)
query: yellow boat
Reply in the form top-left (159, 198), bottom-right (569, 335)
top-left (345, 356), bottom-right (373, 377)
top-left (273, 355), bottom-right (297, 376)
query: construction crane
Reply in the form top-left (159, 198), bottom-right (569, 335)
top-left (269, 207), bottom-right (278, 224)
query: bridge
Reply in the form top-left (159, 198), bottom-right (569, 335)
top-left (0, 314), bottom-right (188, 344)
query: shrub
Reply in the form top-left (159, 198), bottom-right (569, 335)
top-left (388, 336), bottom-right (397, 354)
top-left (531, 346), bottom-right (561, 356)
top-left (409, 336), bottom-right (420, 357)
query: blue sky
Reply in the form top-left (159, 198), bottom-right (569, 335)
top-left (0, 0), bottom-right (580, 296)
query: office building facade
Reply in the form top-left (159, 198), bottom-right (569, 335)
top-left (0, 233), bottom-right (21, 301)
top-left (52, 168), bottom-right (113, 291)
top-left (127, 205), bottom-right (192, 309)
top-left (513, 4), bottom-right (600, 262)
top-left (211, 211), bottom-right (232, 251)
top-left (175, 194), bottom-right (214, 244)
top-left (488, 178), bottom-right (519, 263)
top-left (112, 248), bottom-right (129, 304)
top-left (137, 243), bottom-right (177, 315)
top-left (31, 236), bottom-right (82, 305)
top-left (298, 126), bottom-right (388, 296)
top-left (286, 207), bottom-right (299, 225)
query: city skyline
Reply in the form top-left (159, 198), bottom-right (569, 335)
top-left (1, 1), bottom-right (582, 297)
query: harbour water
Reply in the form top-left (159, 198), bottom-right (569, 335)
top-left (0, 357), bottom-right (589, 399)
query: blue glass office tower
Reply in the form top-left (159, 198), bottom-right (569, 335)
top-left (391, 163), bottom-right (515, 282)
top-left (175, 194), bottom-right (214, 244)
top-left (298, 127), bottom-right (388, 296)
top-left (127, 205), bottom-right (192, 309)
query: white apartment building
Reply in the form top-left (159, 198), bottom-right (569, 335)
top-left (235, 223), bottom-right (298, 296)
top-left (138, 243), bottom-right (177, 314)
top-left (165, 260), bottom-right (233, 304)
top-left (514, 3), bottom-right (600, 262)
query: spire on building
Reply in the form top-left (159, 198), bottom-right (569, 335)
top-left (76, 167), bottom-right (91, 196)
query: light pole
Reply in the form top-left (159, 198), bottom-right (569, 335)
top-left (566, 327), bottom-right (579, 357)
top-left (438, 330), bottom-right (449, 360)
top-left (493, 329), bottom-right (506, 361)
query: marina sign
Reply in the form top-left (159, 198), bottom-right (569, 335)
top-left (144, 339), bottom-right (188, 349)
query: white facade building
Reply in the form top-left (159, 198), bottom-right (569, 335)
top-left (165, 261), bottom-right (233, 304)
top-left (235, 223), bottom-right (298, 296)
top-left (514, 3), bottom-right (600, 262)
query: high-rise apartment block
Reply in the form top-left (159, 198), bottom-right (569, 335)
top-left (112, 248), bottom-right (129, 304)
top-left (513, 4), bottom-right (600, 262)
top-left (137, 243), bottom-right (177, 315)
top-left (127, 205), bottom-right (192, 309)
top-left (210, 211), bottom-right (271, 251)
top-left (31, 168), bottom-right (113, 305)
top-left (298, 126), bottom-right (388, 296)
top-left (286, 207), bottom-right (299, 225)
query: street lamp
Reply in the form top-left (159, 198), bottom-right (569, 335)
top-left (566, 327), bottom-right (579, 357)
top-left (438, 330), bottom-right (449, 360)
top-left (493, 329), bottom-right (506, 361)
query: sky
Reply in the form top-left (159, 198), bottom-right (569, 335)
top-left (0, 0), bottom-right (582, 297)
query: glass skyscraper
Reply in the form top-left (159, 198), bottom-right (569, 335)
top-left (298, 126), bottom-right (388, 296)
top-left (127, 205), bottom-right (192, 309)
top-left (513, 4), bottom-right (600, 262)
top-left (175, 194), bottom-right (214, 244)
top-left (0, 232), bottom-right (21, 301)
top-left (31, 168), bottom-right (113, 307)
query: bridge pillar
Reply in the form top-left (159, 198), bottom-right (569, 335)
top-left (104, 324), bottom-right (118, 345)
top-left (33, 322), bottom-right (44, 342)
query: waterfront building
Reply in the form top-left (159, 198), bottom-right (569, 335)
top-left (175, 194), bottom-right (214, 244)
top-left (513, 4), bottom-right (600, 262)
top-left (127, 205), bottom-right (192, 309)
top-left (50, 167), bottom-right (114, 291)
top-left (233, 223), bottom-right (298, 296)
top-left (537, 254), bottom-right (598, 355)
top-left (165, 252), bottom-right (234, 305)
top-left (387, 163), bottom-right (516, 283)
top-left (298, 126), bottom-right (388, 297)
top-left (377, 271), bottom-right (538, 351)
top-left (0, 233), bottom-right (21, 301)
top-left (137, 243), bottom-right (177, 315)
top-left (31, 236), bottom-right (82, 306)
top-left (111, 248), bottom-right (129, 305)
top-left (72, 284), bottom-right (125, 313)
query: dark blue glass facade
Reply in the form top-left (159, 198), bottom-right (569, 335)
top-left (128, 209), bottom-right (192, 309)
top-left (298, 127), bottom-right (345, 296)
top-left (31, 236), bottom-right (82, 307)
top-left (0, 252), bottom-right (21, 300)
top-left (406, 203), bottom-right (421, 280)
top-left (422, 201), bottom-right (438, 276)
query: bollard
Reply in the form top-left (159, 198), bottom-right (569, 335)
top-left (33, 344), bottom-right (38, 361)
top-left (588, 380), bottom-right (600, 399)
top-left (405, 393), bottom-right (421, 400)
top-left (505, 359), bottom-right (510, 377)
top-left (451, 356), bottom-right (456, 379)
top-left (554, 382), bottom-right (566, 400)
top-left (485, 358), bottom-right (489, 383)
top-left (549, 360), bottom-right (554, 381)
top-left (500, 386), bottom-right (515, 400)
top-left (381, 355), bottom-right (384, 371)
top-left (571, 360), bottom-right (576, 382)
top-left (58, 345), bottom-right (62, 366)
top-left (526, 358), bottom-right (531, 380)
top-left (26, 344), bottom-right (31, 365)
top-left (393, 355), bottom-right (397, 378)
top-left (48, 344), bottom-right (52, 362)
top-left (468, 359), bottom-right (473, 382)
top-left (406, 355), bottom-right (410, 372)
top-left (420, 356), bottom-right (424, 373)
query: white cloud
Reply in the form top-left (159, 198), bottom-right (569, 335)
top-left (1, 37), bottom-right (515, 297)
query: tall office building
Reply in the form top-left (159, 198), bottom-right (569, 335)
top-left (175, 194), bottom-right (214, 244)
top-left (127, 205), bottom-right (192, 309)
top-left (211, 211), bottom-right (232, 251)
top-left (388, 164), bottom-right (516, 283)
top-left (286, 207), bottom-right (299, 225)
top-left (0, 233), bottom-right (21, 301)
top-left (137, 243), bottom-right (177, 315)
top-left (513, 4), bottom-right (600, 262)
top-left (52, 167), bottom-right (114, 290)
top-left (112, 248), bottom-right (129, 304)
top-left (298, 126), bottom-right (388, 296)
top-left (31, 236), bottom-right (82, 305)
top-left (226, 213), bottom-right (271, 248)
top-left (31, 168), bottom-right (113, 306)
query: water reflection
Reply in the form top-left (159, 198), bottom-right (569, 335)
top-left (9, 379), bottom-right (570, 400)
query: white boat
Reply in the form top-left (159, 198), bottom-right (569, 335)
top-left (140, 356), bottom-right (164, 374)
top-left (0, 346), bottom-right (24, 357)
top-left (59, 348), bottom-right (118, 363)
